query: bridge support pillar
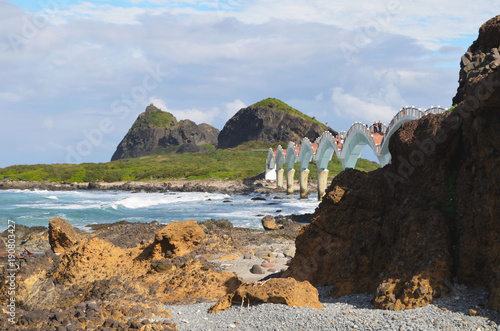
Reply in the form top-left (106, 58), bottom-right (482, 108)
top-left (286, 169), bottom-right (295, 195)
top-left (317, 169), bottom-right (329, 201)
top-left (276, 169), bottom-right (284, 188)
top-left (299, 169), bottom-right (310, 199)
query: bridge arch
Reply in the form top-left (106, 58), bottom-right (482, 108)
top-left (284, 143), bottom-right (298, 171)
top-left (275, 145), bottom-right (286, 171)
top-left (268, 106), bottom-right (448, 199)
top-left (339, 123), bottom-right (379, 168)
top-left (315, 131), bottom-right (339, 171)
top-left (265, 148), bottom-right (276, 180)
top-left (297, 138), bottom-right (315, 171)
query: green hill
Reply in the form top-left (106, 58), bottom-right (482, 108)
top-left (0, 142), bottom-right (379, 183)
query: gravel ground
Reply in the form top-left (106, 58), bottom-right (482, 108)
top-left (159, 284), bottom-right (500, 331)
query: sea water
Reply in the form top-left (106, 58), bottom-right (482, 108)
top-left (0, 189), bottom-right (320, 231)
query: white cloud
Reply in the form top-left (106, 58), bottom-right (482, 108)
top-left (331, 87), bottom-right (395, 124)
top-left (149, 96), bottom-right (219, 124)
top-left (1, 0), bottom-right (497, 166)
top-left (43, 117), bottom-right (55, 129)
top-left (223, 99), bottom-right (246, 117)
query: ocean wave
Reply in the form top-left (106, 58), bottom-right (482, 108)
top-left (109, 192), bottom-right (228, 210)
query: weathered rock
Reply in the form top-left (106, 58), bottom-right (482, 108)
top-left (250, 264), bottom-right (265, 274)
top-left (453, 15), bottom-right (500, 104)
top-left (285, 38), bottom-right (500, 311)
top-left (176, 142), bottom-right (207, 154)
top-left (217, 98), bottom-right (337, 149)
top-left (111, 104), bottom-right (219, 161)
top-left (0, 237), bottom-right (6, 254)
top-left (261, 215), bottom-right (280, 230)
top-left (198, 218), bottom-right (234, 230)
top-left (209, 278), bottom-right (323, 313)
top-left (150, 220), bottom-right (205, 258)
top-left (48, 217), bottom-right (81, 254)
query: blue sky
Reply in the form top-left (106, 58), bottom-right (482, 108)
top-left (1, 0), bottom-right (499, 167)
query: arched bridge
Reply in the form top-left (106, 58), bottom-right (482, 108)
top-left (265, 106), bottom-right (447, 200)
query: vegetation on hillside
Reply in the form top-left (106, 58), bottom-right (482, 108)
top-left (251, 98), bottom-right (326, 128)
top-left (0, 141), bottom-right (379, 183)
top-left (131, 109), bottom-right (176, 131)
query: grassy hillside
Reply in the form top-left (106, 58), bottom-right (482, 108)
top-left (251, 98), bottom-right (326, 127)
top-left (131, 109), bottom-right (176, 131)
top-left (0, 142), bottom-right (380, 183)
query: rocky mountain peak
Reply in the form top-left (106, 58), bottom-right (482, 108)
top-left (111, 105), bottom-right (219, 161)
top-left (217, 98), bottom-right (336, 149)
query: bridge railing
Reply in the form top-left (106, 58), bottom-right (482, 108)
top-left (268, 105), bottom-right (450, 178)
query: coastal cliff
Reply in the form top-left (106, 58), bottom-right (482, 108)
top-left (284, 16), bottom-right (500, 311)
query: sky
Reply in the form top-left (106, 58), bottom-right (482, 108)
top-left (0, 0), bottom-right (499, 167)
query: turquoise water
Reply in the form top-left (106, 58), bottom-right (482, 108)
top-left (0, 189), bottom-right (319, 231)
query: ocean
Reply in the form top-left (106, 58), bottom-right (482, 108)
top-left (0, 189), bottom-right (319, 232)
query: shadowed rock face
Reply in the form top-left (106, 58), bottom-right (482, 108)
top-left (111, 104), bottom-right (219, 161)
top-left (453, 15), bottom-right (500, 105)
top-left (286, 98), bottom-right (499, 310)
top-left (285, 16), bottom-right (500, 311)
top-left (217, 103), bottom-right (337, 149)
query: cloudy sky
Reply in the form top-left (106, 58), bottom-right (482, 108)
top-left (0, 0), bottom-right (498, 167)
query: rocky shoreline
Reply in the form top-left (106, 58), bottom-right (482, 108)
top-left (0, 217), bottom-right (307, 330)
top-left (0, 178), bottom-right (318, 195)
top-left (2, 218), bottom-right (498, 330)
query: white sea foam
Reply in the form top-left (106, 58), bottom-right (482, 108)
top-left (110, 192), bottom-right (228, 210)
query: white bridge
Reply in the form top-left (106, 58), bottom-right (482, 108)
top-left (265, 106), bottom-right (447, 200)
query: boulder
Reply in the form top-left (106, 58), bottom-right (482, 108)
top-left (152, 220), bottom-right (205, 258)
top-left (261, 215), bottom-right (280, 230)
top-left (250, 264), bottom-right (265, 274)
top-left (48, 217), bottom-right (81, 254)
top-left (209, 278), bottom-right (323, 313)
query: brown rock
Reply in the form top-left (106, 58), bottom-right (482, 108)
top-left (209, 278), bottom-right (323, 313)
top-left (152, 220), bottom-right (205, 258)
top-left (285, 54), bottom-right (500, 311)
top-left (261, 215), bottom-right (280, 230)
top-left (454, 15), bottom-right (500, 104)
top-left (48, 217), bottom-right (81, 254)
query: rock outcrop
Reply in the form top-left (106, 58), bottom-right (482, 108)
top-left (146, 220), bottom-right (205, 259)
top-left (111, 104), bottom-right (219, 161)
top-left (285, 16), bottom-right (500, 311)
top-left (217, 98), bottom-right (337, 149)
top-left (48, 217), bottom-right (81, 254)
top-left (453, 15), bottom-right (500, 104)
top-left (209, 278), bottom-right (323, 313)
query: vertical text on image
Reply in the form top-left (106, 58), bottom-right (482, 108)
top-left (6, 219), bottom-right (18, 324)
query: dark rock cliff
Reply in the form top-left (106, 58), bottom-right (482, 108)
top-left (111, 104), bottom-right (219, 161)
top-left (284, 16), bottom-right (500, 311)
top-left (217, 98), bottom-right (337, 149)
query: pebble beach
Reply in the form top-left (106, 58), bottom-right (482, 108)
top-left (162, 285), bottom-right (500, 331)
